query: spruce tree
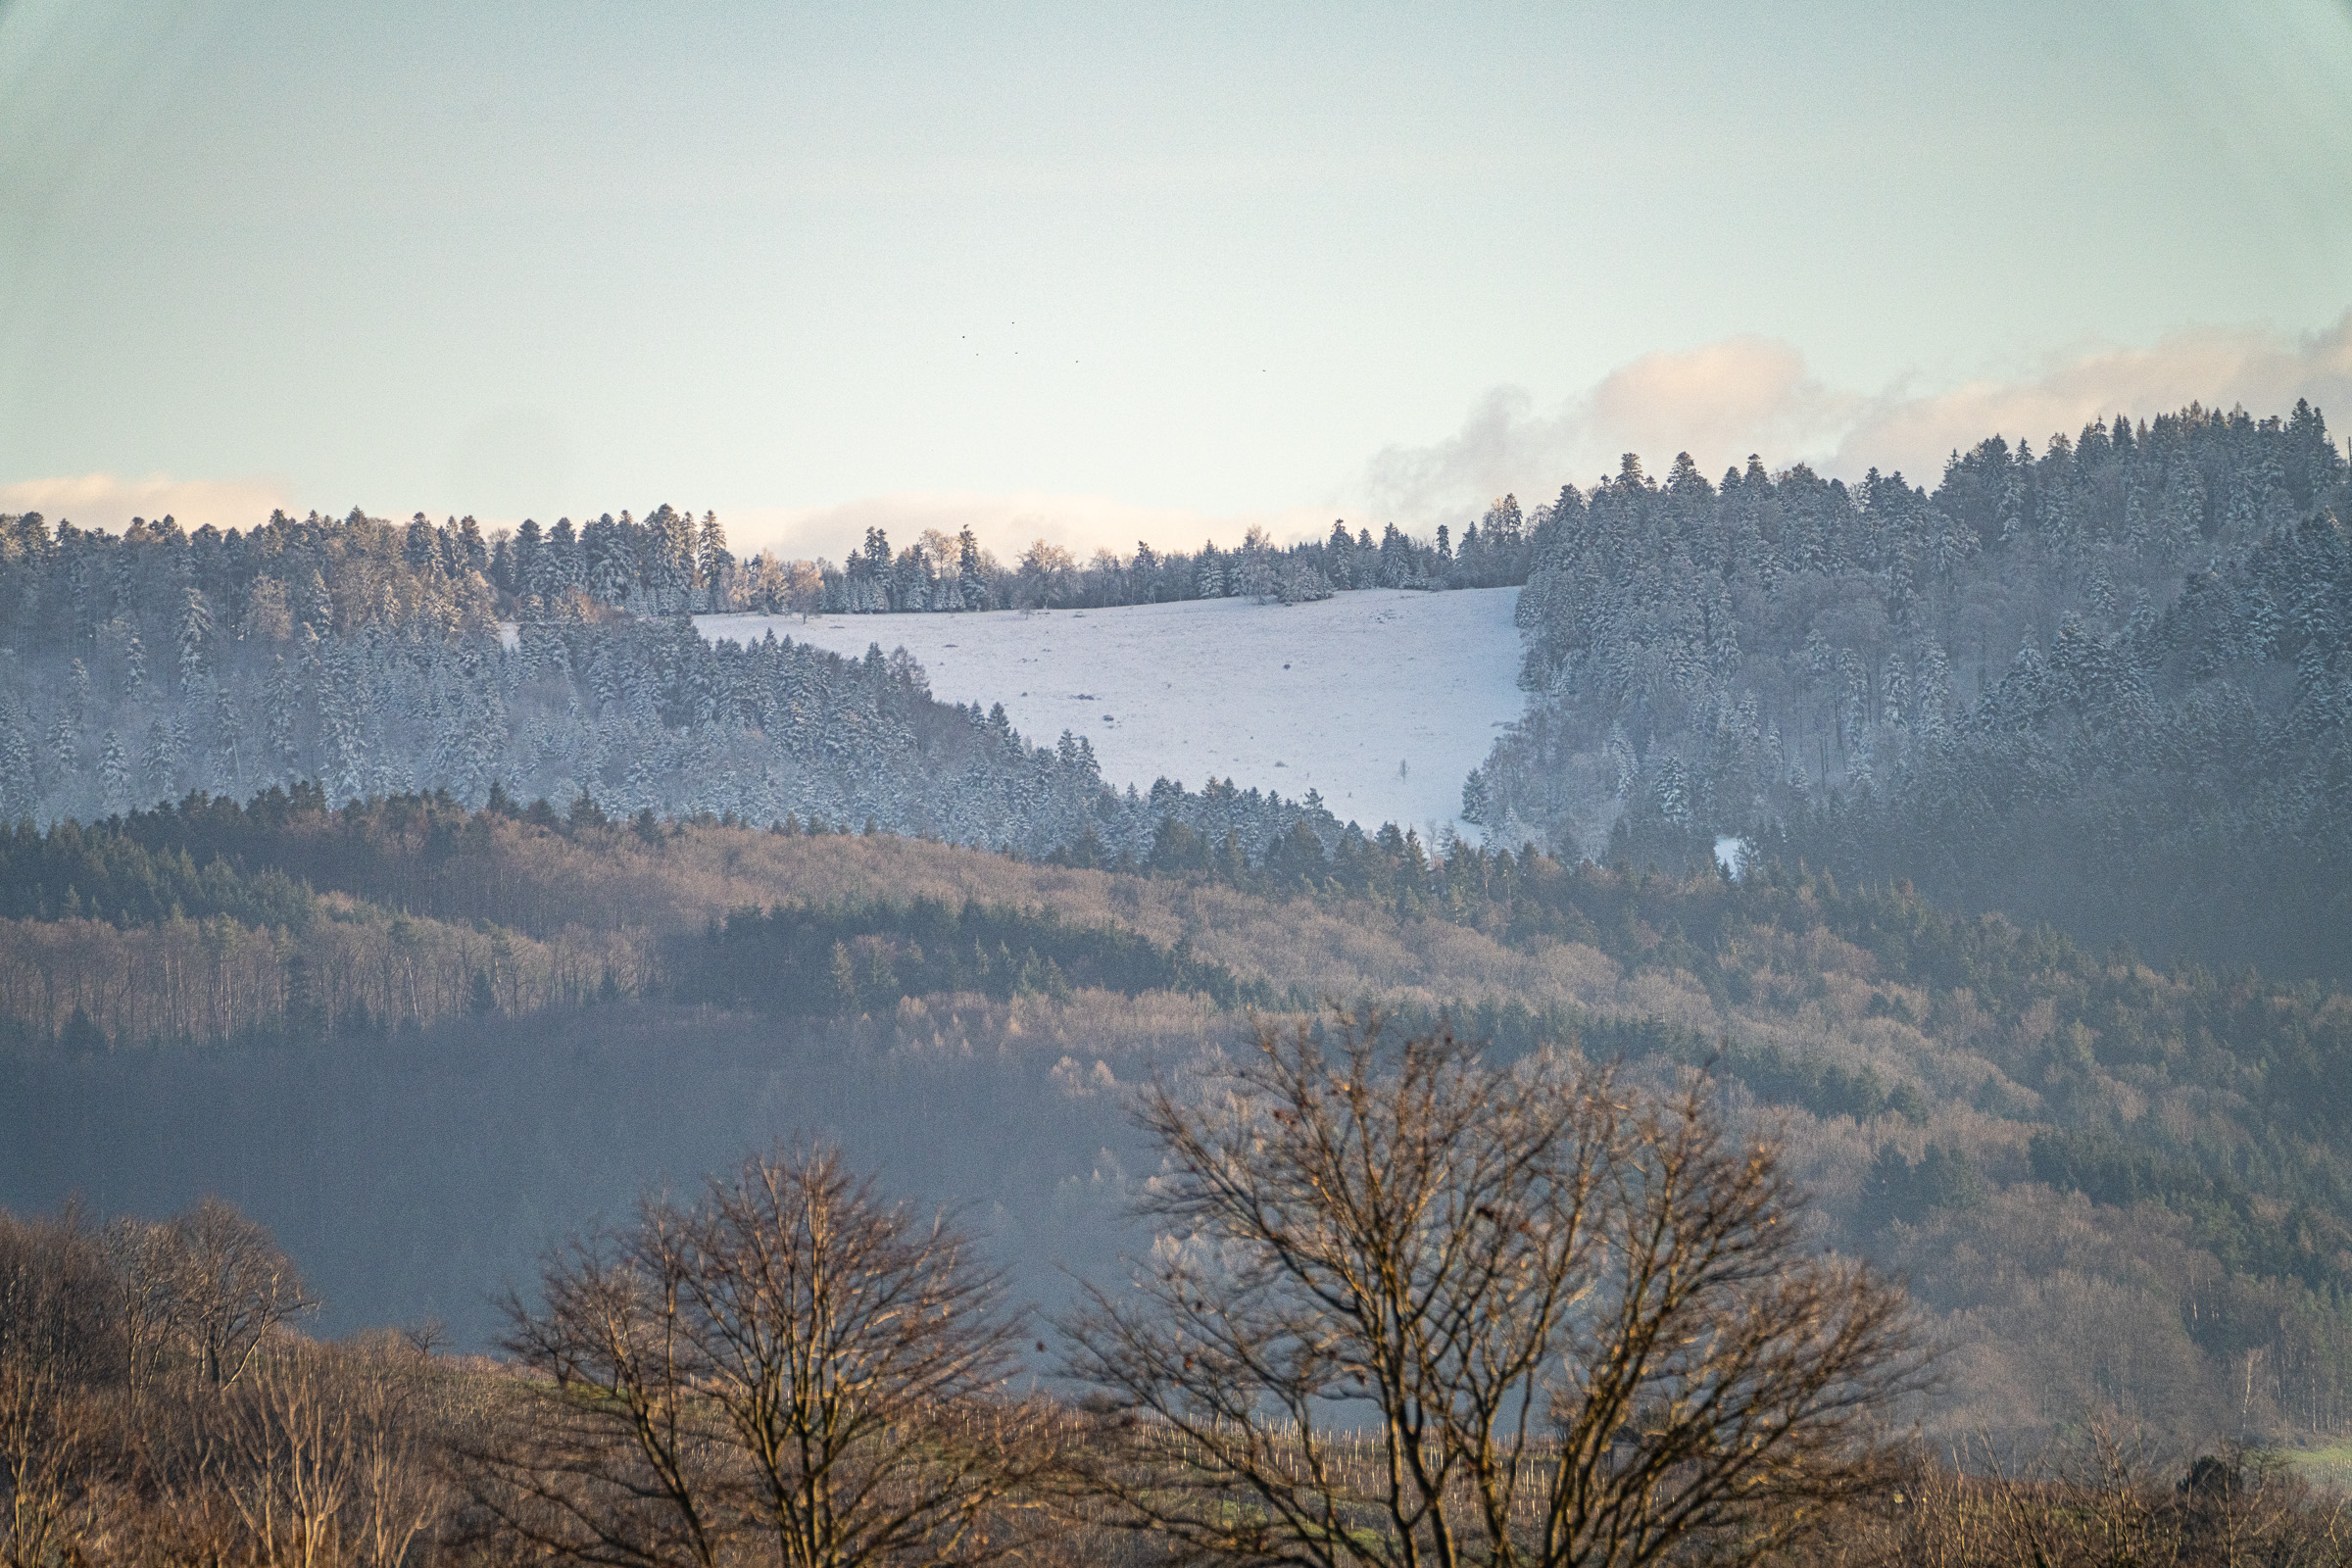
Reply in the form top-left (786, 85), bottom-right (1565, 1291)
top-left (98, 731), bottom-right (130, 814)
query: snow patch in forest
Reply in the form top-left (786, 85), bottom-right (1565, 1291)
top-left (698, 588), bottom-right (1526, 837)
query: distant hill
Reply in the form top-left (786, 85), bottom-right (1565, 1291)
top-left (5, 793), bottom-right (2352, 1449)
top-left (0, 510), bottom-right (1339, 858)
top-left (1471, 401), bottom-right (2352, 976)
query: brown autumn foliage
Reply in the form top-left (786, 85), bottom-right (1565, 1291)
top-left (8, 812), bottom-right (2352, 1455)
top-left (0, 1201), bottom-right (470, 1568)
top-left (0, 900), bottom-right (655, 1049)
top-left (0, 819), bottom-right (1667, 1051)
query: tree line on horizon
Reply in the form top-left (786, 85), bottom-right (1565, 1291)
top-left (796, 505), bottom-right (1536, 614)
top-left (0, 493), bottom-right (1522, 650)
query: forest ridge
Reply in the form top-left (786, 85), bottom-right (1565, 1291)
top-left (3, 398), bottom-right (2345, 975)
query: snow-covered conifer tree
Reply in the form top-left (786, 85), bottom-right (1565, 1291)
top-left (100, 731), bottom-right (130, 815)
top-left (0, 700), bottom-right (34, 816)
top-left (212, 685), bottom-right (242, 796)
top-left (140, 718), bottom-right (176, 805)
top-left (47, 710), bottom-right (79, 795)
top-left (178, 586), bottom-right (214, 695)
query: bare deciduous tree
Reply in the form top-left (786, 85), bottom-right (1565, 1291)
top-left (102, 1215), bottom-right (184, 1398)
top-left (1062, 1012), bottom-right (1930, 1568)
top-left (1788, 1430), bottom-right (2352, 1568)
top-left (208, 1338), bottom-right (451, 1568)
top-left (0, 1352), bottom-right (102, 1568)
top-left (0, 1207), bottom-right (118, 1390)
top-left (169, 1197), bottom-right (318, 1390)
top-left (0, 1200), bottom-right (460, 1567)
top-left (465, 1143), bottom-right (1058, 1568)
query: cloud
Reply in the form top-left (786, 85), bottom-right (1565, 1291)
top-left (1362, 311), bottom-right (2352, 523)
top-left (719, 490), bottom-right (1337, 564)
top-left (19, 314), bottom-right (2349, 559)
top-left (1361, 338), bottom-right (1861, 522)
top-left (0, 472), bottom-right (297, 533)
top-left (1830, 314), bottom-right (2352, 480)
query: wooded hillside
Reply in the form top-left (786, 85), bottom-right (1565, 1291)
top-left (5, 792), bottom-right (2352, 1447)
top-left (1474, 402), bottom-right (2352, 975)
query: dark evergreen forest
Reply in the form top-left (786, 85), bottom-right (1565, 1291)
top-left (1470, 401), bottom-right (2352, 976)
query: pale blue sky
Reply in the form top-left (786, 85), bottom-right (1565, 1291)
top-left (2, 1), bottom-right (2348, 554)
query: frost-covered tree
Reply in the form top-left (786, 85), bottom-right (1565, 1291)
top-left (1480, 398), bottom-right (2352, 974)
top-left (0, 699), bottom-right (35, 815)
top-left (177, 586), bottom-right (214, 696)
top-left (99, 730), bottom-right (130, 815)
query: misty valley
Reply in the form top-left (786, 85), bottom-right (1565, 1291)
top-left (4, 400), bottom-right (2352, 1562)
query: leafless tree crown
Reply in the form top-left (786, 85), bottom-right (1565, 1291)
top-left (0, 1200), bottom-right (431, 1568)
top-left (465, 1142), bottom-right (1059, 1568)
top-left (1062, 1010), bottom-right (1930, 1568)
top-left (165, 1195), bottom-right (318, 1389)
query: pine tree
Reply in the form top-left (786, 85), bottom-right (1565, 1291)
top-left (0, 700), bottom-right (33, 815)
top-left (1198, 547), bottom-right (1224, 599)
top-left (141, 718), bottom-right (181, 804)
top-left (99, 730), bottom-right (130, 814)
top-left (266, 656), bottom-right (301, 777)
top-left (405, 514), bottom-right (440, 573)
top-left (300, 569), bottom-right (333, 636)
top-left (697, 512), bottom-right (732, 612)
top-left (547, 517), bottom-right (585, 596)
top-left (457, 514), bottom-right (488, 575)
top-left (956, 527), bottom-right (987, 610)
top-left (212, 684), bottom-right (243, 796)
top-left (513, 517), bottom-right (544, 600)
top-left (177, 586), bottom-right (214, 696)
top-left (47, 710), bottom-right (79, 793)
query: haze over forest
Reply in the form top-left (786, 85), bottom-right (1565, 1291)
top-left (4, 5), bottom-right (2352, 1563)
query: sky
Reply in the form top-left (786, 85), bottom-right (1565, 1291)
top-left (2, 0), bottom-right (2349, 562)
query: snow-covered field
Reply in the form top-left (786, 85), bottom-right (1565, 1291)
top-left (698, 588), bottom-right (1526, 837)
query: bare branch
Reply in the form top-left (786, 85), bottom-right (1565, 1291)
top-left (461, 1142), bottom-right (1062, 1568)
top-left (1061, 1008), bottom-right (1931, 1568)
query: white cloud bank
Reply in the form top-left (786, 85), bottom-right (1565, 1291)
top-left (10, 314), bottom-right (2350, 556)
top-left (1363, 311), bottom-right (2352, 523)
top-left (0, 472), bottom-right (297, 534)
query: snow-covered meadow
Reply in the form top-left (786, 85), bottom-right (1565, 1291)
top-left (698, 587), bottom-right (1526, 838)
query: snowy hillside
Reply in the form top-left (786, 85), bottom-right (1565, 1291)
top-left (699, 587), bottom-right (1524, 837)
